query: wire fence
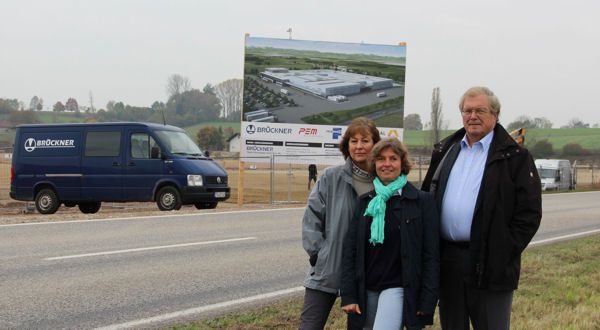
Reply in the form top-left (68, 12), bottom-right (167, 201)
top-left (1, 151), bottom-right (600, 206)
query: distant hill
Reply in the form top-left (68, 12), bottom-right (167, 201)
top-left (0, 112), bottom-right (241, 149)
top-left (403, 128), bottom-right (600, 151)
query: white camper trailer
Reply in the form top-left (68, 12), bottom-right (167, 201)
top-left (535, 159), bottom-right (574, 191)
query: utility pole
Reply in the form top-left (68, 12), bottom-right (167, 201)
top-left (89, 91), bottom-right (95, 113)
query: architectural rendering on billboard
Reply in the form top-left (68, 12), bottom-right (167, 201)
top-left (241, 36), bottom-right (406, 165)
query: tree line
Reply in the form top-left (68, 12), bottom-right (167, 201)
top-left (0, 75), bottom-right (243, 128)
top-left (404, 113), bottom-right (598, 131)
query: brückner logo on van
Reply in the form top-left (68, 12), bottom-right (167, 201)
top-left (24, 138), bottom-right (75, 152)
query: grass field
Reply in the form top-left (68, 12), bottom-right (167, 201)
top-left (170, 235), bottom-right (600, 330)
top-left (0, 121), bottom-right (241, 149)
top-left (523, 128), bottom-right (600, 150)
top-left (373, 112), bottom-right (404, 128)
top-left (184, 122), bottom-right (241, 138)
top-left (2, 120), bottom-right (600, 153)
top-left (402, 130), bottom-right (456, 150)
top-left (244, 49), bottom-right (405, 82)
top-left (36, 112), bottom-right (88, 124)
top-left (301, 97), bottom-right (404, 125)
top-left (402, 128), bottom-right (600, 150)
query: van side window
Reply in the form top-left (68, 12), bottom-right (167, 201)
top-left (130, 133), bottom-right (158, 159)
top-left (85, 131), bottom-right (121, 157)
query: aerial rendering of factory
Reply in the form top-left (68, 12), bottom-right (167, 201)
top-left (259, 67), bottom-right (394, 100)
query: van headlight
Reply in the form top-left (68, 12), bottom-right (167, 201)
top-left (187, 175), bottom-right (203, 186)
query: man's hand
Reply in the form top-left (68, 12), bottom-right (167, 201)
top-left (341, 304), bottom-right (361, 315)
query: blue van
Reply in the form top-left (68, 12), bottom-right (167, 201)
top-left (10, 122), bottom-right (230, 214)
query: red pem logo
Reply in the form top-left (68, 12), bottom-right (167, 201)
top-left (299, 128), bottom-right (318, 135)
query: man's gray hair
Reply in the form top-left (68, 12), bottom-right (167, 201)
top-left (459, 86), bottom-right (501, 117)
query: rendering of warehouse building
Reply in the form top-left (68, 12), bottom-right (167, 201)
top-left (260, 68), bottom-right (394, 98)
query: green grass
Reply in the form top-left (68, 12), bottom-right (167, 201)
top-left (36, 112), bottom-right (89, 123)
top-left (0, 120), bottom-right (240, 148)
top-left (402, 130), bottom-right (455, 149)
top-left (301, 97), bottom-right (404, 125)
top-left (373, 112), bottom-right (404, 127)
top-left (402, 128), bottom-right (600, 151)
top-left (244, 50), bottom-right (405, 83)
top-left (168, 235), bottom-right (600, 330)
top-left (523, 128), bottom-right (600, 150)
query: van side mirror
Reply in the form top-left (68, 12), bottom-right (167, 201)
top-left (151, 146), bottom-right (160, 159)
top-left (204, 150), bottom-right (210, 157)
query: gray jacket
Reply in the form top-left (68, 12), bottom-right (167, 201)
top-left (302, 158), bottom-right (359, 294)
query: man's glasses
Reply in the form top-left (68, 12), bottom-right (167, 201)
top-left (460, 108), bottom-right (490, 116)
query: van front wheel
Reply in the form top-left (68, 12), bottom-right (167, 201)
top-left (79, 202), bottom-right (101, 214)
top-left (35, 189), bottom-right (60, 214)
top-left (156, 186), bottom-right (182, 211)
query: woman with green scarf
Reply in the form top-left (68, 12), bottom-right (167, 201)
top-left (341, 138), bottom-right (440, 330)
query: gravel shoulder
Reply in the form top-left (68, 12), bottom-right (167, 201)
top-left (0, 200), bottom-right (305, 225)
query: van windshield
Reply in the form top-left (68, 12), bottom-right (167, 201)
top-left (154, 130), bottom-right (205, 156)
top-left (538, 168), bottom-right (558, 179)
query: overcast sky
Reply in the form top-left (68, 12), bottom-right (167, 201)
top-left (1, 0), bottom-right (599, 128)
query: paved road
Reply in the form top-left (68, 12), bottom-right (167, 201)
top-left (1, 192), bottom-right (599, 329)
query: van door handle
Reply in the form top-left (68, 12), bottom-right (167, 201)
top-left (112, 162), bottom-right (121, 166)
top-left (128, 162), bottom-right (136, 166)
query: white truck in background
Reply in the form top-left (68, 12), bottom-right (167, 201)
top-left (535, 159), bottom-right (575, 191)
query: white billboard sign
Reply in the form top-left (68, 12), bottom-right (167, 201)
top-left (241, 36), bottom-right (406, 165)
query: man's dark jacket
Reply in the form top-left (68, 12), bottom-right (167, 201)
top-left (340, 182), bottom-right (439, 330)
top-left (421, 124), bottom-right (541, 291)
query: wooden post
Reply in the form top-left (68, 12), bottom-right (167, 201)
top-left (238, 160), bottom-right (244, 206)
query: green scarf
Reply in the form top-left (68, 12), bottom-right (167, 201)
top-left (364, 174), bottom-right (408, 245)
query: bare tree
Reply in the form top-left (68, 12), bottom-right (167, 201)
top-left (564, 117), bottom-right (589, 128)
top-left (429, 87), bottom-right (445, 144)
top-left (29, 95), bottom-right (41, 111)
top-left (533, 117), bottom-right (553, 129)
top-left (166, 74), bottom-right (191, 98)
top-left (215, 79), bottom-right (243, 120)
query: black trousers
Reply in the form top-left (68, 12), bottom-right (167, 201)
top-left (439, 242), bottom-right (513, 330)
top-left (299, 288), bottom-right (337, 330)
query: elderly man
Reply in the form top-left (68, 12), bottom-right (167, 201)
top-left (421, 86), bottom-right (542, 330)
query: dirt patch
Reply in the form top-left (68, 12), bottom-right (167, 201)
top-left (0, 199), bottom-right (305, 225)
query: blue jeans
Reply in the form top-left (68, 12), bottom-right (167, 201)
top-left (365, 287), bottom-right (404, 329)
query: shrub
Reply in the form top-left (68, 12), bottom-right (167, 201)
top-left (531, 139), bottom-right (554, 159)
top-left (562, 143), bottom-right (588, 157)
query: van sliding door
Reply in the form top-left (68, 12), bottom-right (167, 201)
top-left (81, 130), bottom-right (123, 201)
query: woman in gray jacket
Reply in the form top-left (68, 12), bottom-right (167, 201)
top-left (300, 117), bottom-right (381, 329)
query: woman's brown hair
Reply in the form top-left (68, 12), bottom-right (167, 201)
top-left (368, 138), bottom-right (412, 175)
top-left (339, 117), bottom-right (381, 159)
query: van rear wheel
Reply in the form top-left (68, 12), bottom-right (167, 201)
top-left (194, 202), bottom-right (217, 209)
top-left (79, 202), bottom-right (101, 214)
top-left (156, 186), bottom-right (182, 211)
top-left (35, 188), bottom-right (60, 214)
